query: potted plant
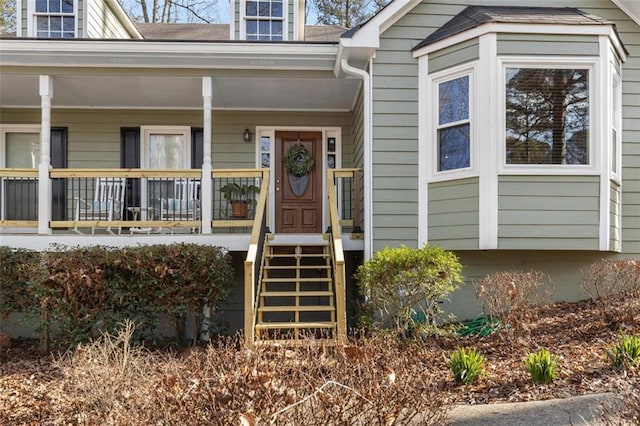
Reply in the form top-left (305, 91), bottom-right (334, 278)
top-left (220, 182), bottom-right (260, 218)
top-left (282, 143), bottom-right (314, 197)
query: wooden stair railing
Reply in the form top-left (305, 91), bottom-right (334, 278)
top-left (253, 241), bottom-right (337, 343)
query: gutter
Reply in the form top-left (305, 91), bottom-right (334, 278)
top-left (341, 58), bottom-right (373, 260)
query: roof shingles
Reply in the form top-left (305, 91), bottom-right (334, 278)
top-left (414, 6), bottom-right (614, 50)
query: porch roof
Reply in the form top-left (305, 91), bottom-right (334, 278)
top-left (0, 39), bottom-right (361, 111)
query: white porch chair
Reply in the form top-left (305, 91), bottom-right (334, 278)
top-left (74, 177), bottom-right (126, 234)
top-left (160, 178), bottom-right (200, 233)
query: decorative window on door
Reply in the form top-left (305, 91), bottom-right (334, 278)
top-left (260, 136), bottom-right (271, 167)
top-left (245, 0), bottom-right (284, 40)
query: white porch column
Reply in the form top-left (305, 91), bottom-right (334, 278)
top-left (38, 76), bottom-right (53, 235)
top-left (200, 76), bottom-right (213, 234)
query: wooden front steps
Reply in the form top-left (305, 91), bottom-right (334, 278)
top-left (255, 240), bottom-right (337, 342)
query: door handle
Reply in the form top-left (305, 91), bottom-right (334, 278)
top-left (276, 179), bottom-right (281, 184)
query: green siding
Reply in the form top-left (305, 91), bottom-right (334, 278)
top-left (372, 4), bottom-right (422, 251)
top-left (497, 33), bottom-right (600, 56)
top-left (428, 38), bottom-right (479, 73)
top-left (428, 177), bottom-right (479, 250)
top-left (498, 175), bottom-right (600, 250)
top-left (0, 109), bottom-right (353, 169)
top-left (372, 0), bottom-right (640, 256)
top-left (288, 0), bottom-right (294, 40)
top-left (611, 180), bottom-right (621, 252)
top-left (77, 0), bottom-right (83, 36)
top-left (86, 0), bottom-right (131, 38)
top-left (21, 1), bottom-right (27, 36)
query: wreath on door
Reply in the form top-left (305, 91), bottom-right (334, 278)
top-left (282, 143), bottom-right (314, 197)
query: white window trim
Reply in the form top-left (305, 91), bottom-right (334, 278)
top-left (139, 126), bottom-right (191, 219)
top-left (0, 124), bottom-right (41, 168)
top-left (27, 0), bottom-right (79, 38)
top-left (427, 62), bottom-right (478, 182)
top-left (498, 56), bottom-right (598, 175)
top-left (255, 126), bottom-right (341, 233)
top-left (611, 66), bottom-right (623, 182)
top-left (140, 126), bottom-right (191, 169)
top-left (239, 0), bottom-right (288, 41)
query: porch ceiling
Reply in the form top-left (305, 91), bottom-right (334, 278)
top-left (0, 73), bottom-right (361, 111)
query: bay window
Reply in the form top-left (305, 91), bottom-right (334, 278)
top-left (505, 67), bottom-right (590, 166)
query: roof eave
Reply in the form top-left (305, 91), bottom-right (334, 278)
top-left (412, 22), bottom-right (628, 61)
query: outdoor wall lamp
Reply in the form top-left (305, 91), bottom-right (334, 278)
top-left (243, 128), bottom-right (252, 143)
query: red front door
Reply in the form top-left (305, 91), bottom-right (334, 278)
top-left (275, 131), bottom-right (323, 233)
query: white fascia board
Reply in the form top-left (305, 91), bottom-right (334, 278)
top-left (612, 0), bottom-right (640, 26)
top-left (103, 0), bottom-right (144, 39)
top-left (343, 0), bottom-right (421, 48)
top-left (0, 39), bottom-right (338, 70)
top-left (413, 23), bottom-right (627, 61)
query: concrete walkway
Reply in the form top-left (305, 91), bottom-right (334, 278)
top-left (447, 393), bottom-right (617, 426)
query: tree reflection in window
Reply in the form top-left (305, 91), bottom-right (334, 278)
top-left (506, 68), bottom-right (589, 165)
top-left (438, 75), bottom-right (470, 172)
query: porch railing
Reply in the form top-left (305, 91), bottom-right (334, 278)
top-left (243, 169), bottom-right (270, 346)
top-left (326, 168), bottom-right (362, 344)
top-left (0, 168), bottom-right (269, 234)
top-left (331, 168), bottom-right (363, 233)
top-left (0, 169), bottom-right (39, 228)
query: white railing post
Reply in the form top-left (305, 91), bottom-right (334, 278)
top-left (201, 76), bottom-right (213, 234)
top-left (38, 76), bottom-right (52, 235)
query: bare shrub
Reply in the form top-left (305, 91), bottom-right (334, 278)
top-left (55, 327), bottom-right (452, 425)
top-left (473, 270), bottom-right (552, 332)
top-left (580, 259), bottom-right (640, 327)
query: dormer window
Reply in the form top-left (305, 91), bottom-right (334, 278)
top-left (34, 0), bottom-right (75, 38)
top-left (244, 0), bottom-right (284, 40)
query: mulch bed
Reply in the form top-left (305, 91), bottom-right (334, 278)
top-left (1, 298), bottom-right (638, 423)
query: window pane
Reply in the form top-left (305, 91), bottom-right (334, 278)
top-left (62, 0), bottom-right (73, 13)
top-left (48, 0), bottom-right (60, 13)
top-left (6, 133), bottom-right (40, 168)
top-left (258, 1), bottom-right (270, 16)
top-left (506, 68), bottom-right (589, 165)
top-left (261, 136), bottom-right (270, 152)
top-left (438, 124), bottom-right (470, 171)
top-left (259, 20), bottom-right (270, 34)
top-left (149, 134), bottom-right (184, 169)
top-left (271, 1), bottom-right (283, 17)
top-left (36, 0), bottom-right (47, 12)
top-left (272, 20), bottom-right (282, 35)
top-left (246, 19), bottom-right (257, 34)
top-left (37, 16), bottom-right (48, 31)
top-left (63, 16), bottom-right (74, 32)
top-left (439, 75), bottom-right (469, 125)
top-left (246, 1), bottom-right (257, 16)
top-left (50, 16), bottom-right (61, 31)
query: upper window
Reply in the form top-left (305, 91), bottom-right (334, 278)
top-left (35, 0), bottom-right (75, 38)
top-left (505, 67), bottom-right (589, 166)
top-left (437, 74), bottom-right (471, 172)
top-left (245, 0), bottom-right (283, 40)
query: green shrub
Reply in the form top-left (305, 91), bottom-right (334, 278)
top-left (355, 245), bottom-right (463, 337)
top-left (448, 347), bottom-right (486, 384)
top-left (524, 348), bottom-right (559, 384)
top-left (606, 333), bottom-right (640, 369)
top-left (7, 244), bottom-right (234, 349)
top-left (0, 247), bottom-right (41, 324)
